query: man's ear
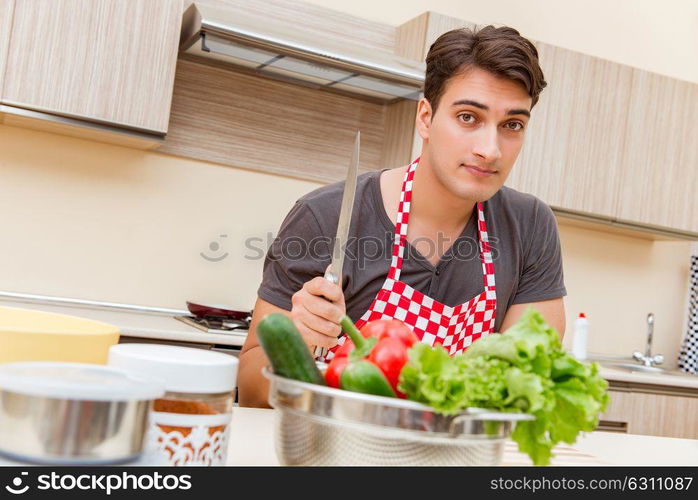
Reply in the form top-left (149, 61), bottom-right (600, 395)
top-left (415, 97), bottom-right (433, 141)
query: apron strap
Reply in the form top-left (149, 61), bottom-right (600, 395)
top-left (477, 202), bottom-right (497, 293)
top-left (387, 158), bottom-right (419, 281)
top-left (387, 158), bottom-right (496, 296)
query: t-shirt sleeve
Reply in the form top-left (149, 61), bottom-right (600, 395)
top-left (257, 201), bottom-right (332, 310)
top-left (511, 199), bottom-right (567, 304)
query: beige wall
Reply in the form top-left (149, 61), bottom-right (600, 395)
top-left (305, 0), bottom-right (698, 84)
top-left (1, 0), bottom-right (695, 365)
top-left (1, 123), bottom-right (693, 365)
top-left (0, 124), bottom-right (321, 312)
top-left (557, 224), bottom-right (692, 362)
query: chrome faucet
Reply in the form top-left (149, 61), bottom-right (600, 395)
top-left (632, 313), bottom-right (664, 367)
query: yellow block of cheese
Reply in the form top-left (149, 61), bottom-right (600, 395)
top-left (0, 306), bottom-right (120, 364)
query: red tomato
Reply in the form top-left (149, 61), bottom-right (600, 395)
top-left (324, 356), bottom-right (349, 388)
top-left (361, 319), bottom-right (418, 348)
top-left (367, 337), bottom-right (410, 398)
top-left (333, 338), bottom-right (356, 358)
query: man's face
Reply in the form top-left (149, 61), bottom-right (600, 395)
top-left (416, 67), bottom-right (532, 202)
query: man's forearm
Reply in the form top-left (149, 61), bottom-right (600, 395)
top-left (238, 346), bottom-right (272, 408)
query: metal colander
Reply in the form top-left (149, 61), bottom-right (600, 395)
top-left (264, 368), bottom-right (532, 466)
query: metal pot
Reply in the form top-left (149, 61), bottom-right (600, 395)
top-left (0, 362), bottom-right (164, 465)
top-left (263, 367), bottom-right (533, 466)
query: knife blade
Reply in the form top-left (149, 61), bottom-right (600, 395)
top-left (314, 131), bottom-right (360, 358)
top-left (324, 131), bottom-right (360, 287)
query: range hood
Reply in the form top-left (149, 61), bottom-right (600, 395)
top-left (179, 3), bottom-right (425, 101)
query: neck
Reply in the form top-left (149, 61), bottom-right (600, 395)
top-left (411, 151), bottom-right (476, 232)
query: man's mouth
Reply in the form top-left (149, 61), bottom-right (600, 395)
top-left (462, 164), bottom-right (497, 178)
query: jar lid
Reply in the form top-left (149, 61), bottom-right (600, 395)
top-left (108, 344), bottom-right (238, 394)
top-left (0, 362), bottom-right (165, 401)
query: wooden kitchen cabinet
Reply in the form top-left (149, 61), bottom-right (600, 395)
top-left (599, 387), bottom-right (698, 439)
top-left (161, 57), bottom-right (390, 182)
top-left (504, 40), bottom-right (698, 235)
top-left (629, 392), bottom-right (698, 438)
top-left (409, 11), bottom-right (698, 236)
top-left (615, 72), bottom-right (698, 233)
top-left (392, 10), bottom-right (698, 237)
top-left (1, 0), bottom-right (182, 145)
top-left (597, 389), bottom-right (635, 433)
top-left (505, 42), bottom-right (633, 220)
top-left (0, 0), bottom-right (14, 102)
top-left (135, 0), bottom-right (698, 235)
top-left (159, 0), bottom-right (419, 182)
top-left (391, 11), bottom-right (633, 221)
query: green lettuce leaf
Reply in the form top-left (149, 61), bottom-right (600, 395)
top-left (398, 307), bottom-right (611, 466)
top-left (398, 343), bottom-right (468, 415)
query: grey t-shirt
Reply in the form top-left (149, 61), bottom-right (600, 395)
top-left (257, 169), bottom-right (566, 332)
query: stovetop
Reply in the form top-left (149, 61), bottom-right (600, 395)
top-left (175, 315), bottom-right (249, 335)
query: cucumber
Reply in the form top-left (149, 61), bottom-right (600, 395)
top-left (257, 313), bottom-right (325, 385)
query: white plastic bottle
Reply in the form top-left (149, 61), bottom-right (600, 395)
top-left (571, 312), bottom-right (589, 360)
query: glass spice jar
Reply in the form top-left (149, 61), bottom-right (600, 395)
top-left (108, 344), bottom-right (238, 466)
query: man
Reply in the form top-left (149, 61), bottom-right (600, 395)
top-left (239, 25), bottom-right (566, 407)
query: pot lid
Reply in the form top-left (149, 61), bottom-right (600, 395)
top-left (0, 362), bottom-right (165, 401)
top-left (108, 344), bottom-right (238, 393)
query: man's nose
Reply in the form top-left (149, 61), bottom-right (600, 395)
top-left (471, 125), bottom-right (502, 162)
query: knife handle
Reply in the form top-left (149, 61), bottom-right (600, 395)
top-left (313, 271), bottom-right (340, 359)
top-left (323, 269), bottom-right (340, 285)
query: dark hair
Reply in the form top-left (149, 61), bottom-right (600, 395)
top-left (424, 25), bottom-right (546, 112)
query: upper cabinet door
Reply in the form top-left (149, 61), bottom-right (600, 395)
top-left (616, 71), bottom-right (698, 233)
top-left (505, 42), bottom-right (633, 219)
top-left (0, 0), bottom-right (15, 101)
top-left (2, 0), bottom-right (182, 134)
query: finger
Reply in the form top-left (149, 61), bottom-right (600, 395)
top-left (290, 306), bottom-right (339, 346)
top-left (303, 295), bottom-right (345, 325)
top-left (306, 276), bottom-right (344, 304)
top-left (299, 304), bottom-right (342, 337)
top-left (296, 322), bottom-right (338, 349)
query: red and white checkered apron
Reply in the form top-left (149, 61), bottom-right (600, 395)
top-left (327, 157), bottom-right (497, 360)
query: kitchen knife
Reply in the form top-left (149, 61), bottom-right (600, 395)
top-left (314, 131), bottom-right (360, 359)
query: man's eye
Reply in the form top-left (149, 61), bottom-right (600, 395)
top-left (458, 113), bottom-right (476, 124)
top-left (505, 122), bottom-right (524, 131)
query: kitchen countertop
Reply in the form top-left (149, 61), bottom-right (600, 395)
top-left (0, 297), bottom-right (247, 347)
top-left (589, 352), bottom-right (698, 390)
top-left (1, 295), bottom-right (696, 389)
top-left (227, 407), bottom-right (698, 466)
top-left (598, 365), bottom-right (698, 390)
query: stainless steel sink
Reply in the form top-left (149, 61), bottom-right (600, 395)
top-left (586, 354), bottom-right (672, 375)
top-left (599, 362), bottom-right (694, 377)
top-left (602, 362), bottom-right (667, 374)
top-left (582, 310), bottom-right (696, 380)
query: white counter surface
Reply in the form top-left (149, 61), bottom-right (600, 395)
top-left (0, 297), bottom-right (247, 347)
top-left (599, 365), bottom-right (698, 390)
top-left (2, 407), bottom-right (692, 467)
top-left (227, 407), bottom-right (698, 466)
